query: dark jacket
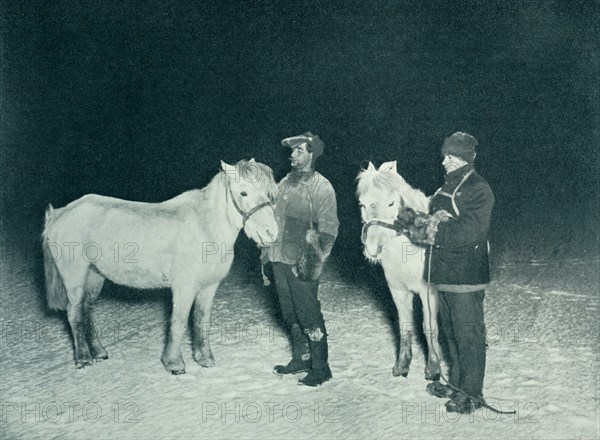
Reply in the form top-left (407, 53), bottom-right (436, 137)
top-left (425, 164), bottom-right (494, 289)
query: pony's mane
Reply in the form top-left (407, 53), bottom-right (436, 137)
top-left (175, 160), bottom-right (277, 207)
top-left (237, 160), bottom-right (278, 202)
top-left (356, 166), bottom-right (429, 213)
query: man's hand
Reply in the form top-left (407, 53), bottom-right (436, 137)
top-left (306, 229), bottom-right (320, 246)
top-left (305, 229), bottom-right (335, 263)
top-left (394, 206), bottom-right (418, 232)
top-left (398, 209), bottom-right (452, 246)
top-left (424, 210), bottom-right (452, 244)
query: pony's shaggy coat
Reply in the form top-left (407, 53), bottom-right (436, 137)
top-left (43, 159), bottom-right (278, 374)
top-left (356, 161), bottom-right (442, 380)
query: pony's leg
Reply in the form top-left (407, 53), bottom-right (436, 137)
top-left (83, 269), bottom-right (108, 361)
top-left (192, 283), bottom-right (219, 367)
top-left (390, 287), bottom-right (414, 377)
top-left (162, 281), bottom-right (196, 375)
top-left (66, 285), bottom-right (94, 368)
top-left (56, 251), bottom-right (93, 367)
top-left (420, 283), bottom-right (442, 381)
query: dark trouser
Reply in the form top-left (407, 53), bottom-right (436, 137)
top-left (438, 290), bottom-right (486, 398)
top-left (272, 262), bottom-right (328, 369)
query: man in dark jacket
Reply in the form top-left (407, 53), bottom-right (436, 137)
top-left (262, 132), bottom-right (339, 387)
top-left (424, 132), bottom-right (495, 414)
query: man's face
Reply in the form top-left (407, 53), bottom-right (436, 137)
top-left (442, 154), bottom-right (467, 174)
top-left (290, 143), bottom-right (313, 170)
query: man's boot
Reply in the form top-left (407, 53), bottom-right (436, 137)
top-left (273, 324), bottom-right (311, 375)
top-left (298, 330), bottom-right (332, 387)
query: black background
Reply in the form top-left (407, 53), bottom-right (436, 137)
top-left (1, 0), bottom-right (598, 276)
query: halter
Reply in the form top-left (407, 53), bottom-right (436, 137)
top-left (360, 196), bottom-right (407, 244)
top-left (360, 219), bottom-right (405, 244)
top-left (226, 179), bottom-right (273, 227)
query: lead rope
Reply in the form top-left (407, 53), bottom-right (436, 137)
top-left (426, 244), bottom-right (516, 415)
top-left (261, 263), bottom-right (271, 286)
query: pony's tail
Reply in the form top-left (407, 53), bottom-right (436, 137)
top-left (42, 205), bottom-right (68, 311)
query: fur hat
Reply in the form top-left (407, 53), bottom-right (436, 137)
top-left (281, 131), bottom-right (325, 160)
top-left (441, 132), bottom-right (478, 163)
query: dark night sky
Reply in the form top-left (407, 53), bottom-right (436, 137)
top-left (1, 0), bottom-right (598, 265)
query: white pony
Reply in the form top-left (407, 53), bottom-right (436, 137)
top-left (356, 161), bottom-right (442, 380)
top-left (43, 159), bottom-right (278, 374)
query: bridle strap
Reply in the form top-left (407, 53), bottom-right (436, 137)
top-left (361, 219), bottom-right (406, 244)
top-left (360, 194), bottom-right (411, 244)
top-left (226, 179), bottom-right (273, 227)
top-left (241, 200), bottom-right (273, 224)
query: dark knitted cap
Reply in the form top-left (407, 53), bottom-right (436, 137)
top-left (441, 132), bottom-right (478, 163)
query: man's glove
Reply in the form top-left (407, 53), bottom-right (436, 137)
top-left (306, 230), bottom-right (335, 262)
top-left (395, 207), bottom-right (452, 246)
top-left (393, 206), bottom-right (419, 232)
top-left (293, 230), bottom-right (336, 281)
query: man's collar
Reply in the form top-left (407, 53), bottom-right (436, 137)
top-left (445, 164), bottom-right (474, 182)
top-left (289, 169), bottom-right (316, 182)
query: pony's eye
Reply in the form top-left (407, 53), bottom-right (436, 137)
top-left (240, 191), bottom-right (248, 197)
top-left (388, 201), bottom-right (395, 207)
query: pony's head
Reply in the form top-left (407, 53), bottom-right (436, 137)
top-left (356, 161), bottom-right (404, 261)
top-left (356, 161), bottom-right (429, 262)
top-left (221, 159), bottom-right (278, 246)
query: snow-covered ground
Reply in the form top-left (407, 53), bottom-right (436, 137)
top-left (1, 230), bottom-right (598, 440)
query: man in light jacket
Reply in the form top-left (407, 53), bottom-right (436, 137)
top-left (263, 131), bottom-right (339, 387)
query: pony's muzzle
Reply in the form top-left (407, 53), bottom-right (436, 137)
top-left (262, 227), bottom-right (277, 245)
top-left (360, 221), bottom-right (371, 244)
top-left (249, 217), bottom-right (278, 246)
top-left (361, 220), bottom-right (391, 260)
top-left (364, 243), bottom-right (383, 260)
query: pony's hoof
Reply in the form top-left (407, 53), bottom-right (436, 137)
top-left (92, 351), bottom-right (109, 361)
top-left (425, 362), bottom-right (441, 381)
top-left (392, 366), bottom-right (409, 378)
top-left (194, 352), bottom-right (216, 368)
top-left (90, 344), bottom-right (108, 360)
top-left (162, 355), bottom-right (185, 374)
top-left (76, 359), bottom-right (93, 369)
top-left (197, 357), bottom-right (216, 368)
top-left (425, 372), bottom-right (440, 382)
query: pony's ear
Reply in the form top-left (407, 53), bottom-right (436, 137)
top-left (220, 160), bottom-right (236, 175)
top-left (367, 162), bottom-right (376, 171)
top-left (379, 161), bottom-right (397, 173)
top-left (249, 158), bottom-right (256, 163)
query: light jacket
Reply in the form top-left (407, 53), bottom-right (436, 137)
top-left (266, 170), bottom-right (339, 265)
